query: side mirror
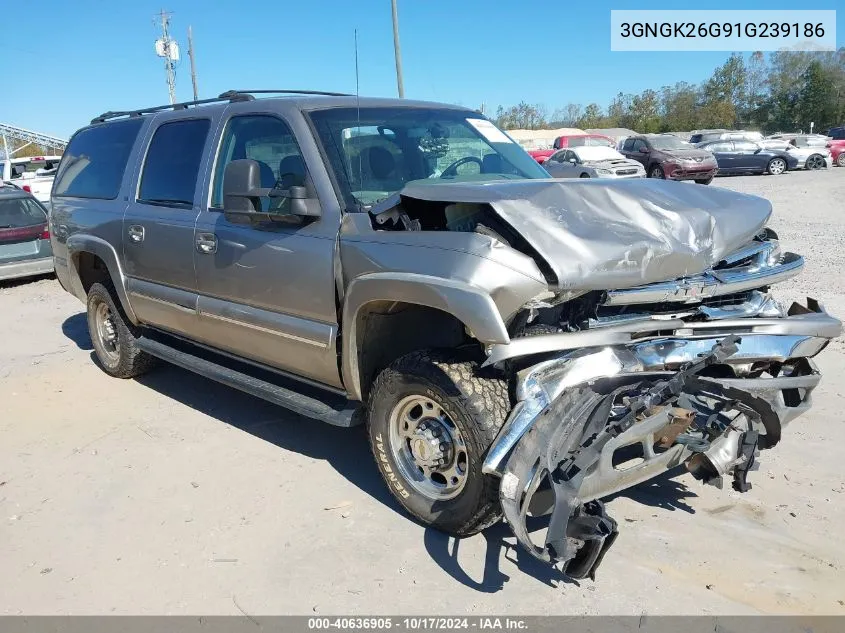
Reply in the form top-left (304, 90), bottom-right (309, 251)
top-left (223, 159), bottom-right (319, 218)
top-left (638, 146), bottom-right (650, 154)
top-left (568, 158), bottom-right (577, 164)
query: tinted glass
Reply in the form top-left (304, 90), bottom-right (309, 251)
top-left (54, 119), bottom-right (144, 199)
top-left (622, 138), bottom-right (634, 151)
top-left (0, 196), bottom-right (47, 227)
top-left (211, 115), bottom-right (305, 210)
top-left (139, 118), bottom-right (210, 207)
top-left (632, 139), bottom-right (647, 152)
top-left (830, 129), bottom-right (845, 140)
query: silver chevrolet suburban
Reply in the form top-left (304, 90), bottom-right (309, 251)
top-left (50, 90), bottom-right (841, 579)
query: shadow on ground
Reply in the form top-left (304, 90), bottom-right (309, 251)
top-left (60, 312), bottom-right (700, 592)
top-left (62, 312), bottom-right (92, 350)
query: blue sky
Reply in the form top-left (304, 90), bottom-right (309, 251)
top-left (2, 0), bottom-right (842, 138)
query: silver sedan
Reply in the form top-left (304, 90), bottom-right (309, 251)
top-left (543, 146), bottom-right (646, 179)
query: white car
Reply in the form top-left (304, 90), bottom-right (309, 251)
top-left (0, 155), bottom-right (61, 204)
top-left (759, 136), bottom-right (831, 170)
top-left (543, 146), bottom-right (646, 179)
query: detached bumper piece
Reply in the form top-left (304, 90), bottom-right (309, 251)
top-left (499, 337), bottom-right (740, 580)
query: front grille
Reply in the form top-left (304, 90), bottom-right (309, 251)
top-left (616, 168), bottom-right (638, 175)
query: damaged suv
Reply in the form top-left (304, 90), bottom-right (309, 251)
top-left (51, 91), bottom-right (841, 580)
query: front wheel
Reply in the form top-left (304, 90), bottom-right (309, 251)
top-left (767, 157), bottom-right (787, 175)
top-left (367, 350), bottom-right (509, 536)
top-left (649, 164), bottom-right (665, 179)
top-left (805, 154), bottom-right (825, 170)
top-left (837, 153), bottom-right (845, 167)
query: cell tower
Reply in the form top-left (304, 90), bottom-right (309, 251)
top-left (154, 10), bottom-right (180, 105)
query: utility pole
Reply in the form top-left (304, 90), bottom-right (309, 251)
top-left (390, 0), bottom-right (404, 98)
top-left (187, 25), bottom-right (199, 101)
top-left (155, 10), bottom-right (179, 105)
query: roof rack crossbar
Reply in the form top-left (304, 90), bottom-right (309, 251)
top-left (219, 89), bottom-right (354, 98)
top-left (91, 93), bottom-right (254, 124)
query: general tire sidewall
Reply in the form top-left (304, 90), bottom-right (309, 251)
top-left (87, 285), bottom-right (122, 373)
top-left (368, 370), bottom-right (490, 530)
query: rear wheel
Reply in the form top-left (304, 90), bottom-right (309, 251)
top-left (367, 350), bottom-right (509, 536)
top-left (649, 164), bottom-right (665, 179)
top-left (767, 157), bottom-right (787, 175)
top-left (86, 282), bottom-right (157, 378)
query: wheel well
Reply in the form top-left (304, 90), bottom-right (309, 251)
top-left (355, 302), bottom-right (472, 399)
top-left (74, 251), bottom-right (111, 294)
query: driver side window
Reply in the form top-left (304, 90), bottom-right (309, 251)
top-left (211, 115), bottom-right (307, 210)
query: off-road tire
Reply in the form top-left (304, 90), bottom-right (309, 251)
top-left (649, 164), bottom-right (665, 179)
top-left (86, 281), bottom-right (157, 379)
top-left (694, 176), bottom-right (714, 185)
top-left (367, 350), bottom-right (509, 536)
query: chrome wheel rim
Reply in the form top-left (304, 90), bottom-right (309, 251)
top-left (94, 301), bottom-right (119, 363)
top-left (770, 159), bottom-right (785, 174)
top-left (838, 154), bottom-right (845, 167)
top-left (387, 394), bottom-right (468, 501)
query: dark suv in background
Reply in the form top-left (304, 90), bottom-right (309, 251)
top-left (620, 134), bottom-right (718, 184)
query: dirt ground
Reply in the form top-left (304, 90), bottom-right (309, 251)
top-left (2, 170), bottom-right (844, 615)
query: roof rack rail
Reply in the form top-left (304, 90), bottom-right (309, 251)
top-left (218, 89), bottom-right (354, 98)
top-left (90, 93), bottom-right (254, 124)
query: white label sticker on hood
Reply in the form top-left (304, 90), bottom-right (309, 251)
top-left (467, 118), bottom-right (514, 144)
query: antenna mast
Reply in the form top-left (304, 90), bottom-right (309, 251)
top-left (155, 10), bottom-right (179, 105)
top-left (390, 0), bottom-right (404, 98)
top-left (188, 25), bottom-right (199, 101)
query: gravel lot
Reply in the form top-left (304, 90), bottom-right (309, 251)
top-left (1, 170), bottom-right (844, 615)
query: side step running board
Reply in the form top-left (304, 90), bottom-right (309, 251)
top-left (136, 336), bottom-right (359, 427)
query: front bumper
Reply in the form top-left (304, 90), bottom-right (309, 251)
top-left (666, 164), bottom-right (717, 180)
top-left (484, 300), bottom-right (840, 579)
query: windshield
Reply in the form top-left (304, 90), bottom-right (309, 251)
top-left (567, 135), bottom-right (615, 148)
top-left (573, 146), bottom-right (624, 161)
top-left (648, 136), bottom-right (691, 150)
top-left (308, 107), bottom-right (549, 208)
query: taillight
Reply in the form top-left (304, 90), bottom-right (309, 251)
top-left (40, 225), bottom-right (50, 240)
top-left (22, 185), bottom-right (32, 193)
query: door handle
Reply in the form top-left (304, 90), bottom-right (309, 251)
top-left (128, 225), bottom-right (145, 243)
top-left (196, 232), bottom-right (217, 254)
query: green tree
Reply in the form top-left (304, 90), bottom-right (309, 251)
top-left (798, 61), bottom-right (836, 132)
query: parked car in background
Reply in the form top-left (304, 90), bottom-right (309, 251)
top-left (543, 146), bottom-right (645, 179)
top-left (552, 134), bottom-right (614, 149)
top-left (698, 140), bottom-right (798, 175)
top-left (0, 183), bottom-right (53, 281)
top-left (527, 149), bottom-right (555, 164)
top-left (759, 135), bottom-right (831, 170)
top-left (826, 127), bottom-right (845, 166)
top-left (620, 134), bottom-right (718, 184)
top-left (689, 130), bottom-right (763, 145)
top-left (0, 155), bottom-right (62, 205)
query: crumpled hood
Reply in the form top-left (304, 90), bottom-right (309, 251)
top-left (392, 178), bottom-right (772, 291)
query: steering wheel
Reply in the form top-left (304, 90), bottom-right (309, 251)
top-left (440, 156), bottom-right (483, 178)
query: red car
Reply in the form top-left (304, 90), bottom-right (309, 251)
top-left (552, 134), bottom-right (615, 149)
top-left (827, 127), bottom-right (845, 166)
top-left (527, 149), bottom-right (555, 164)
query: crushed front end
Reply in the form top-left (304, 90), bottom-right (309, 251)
top-left (482, 231), bottom-right (841, 580)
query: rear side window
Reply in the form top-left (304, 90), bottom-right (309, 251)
top-left (53, 119), bottom-right (144, 199)
top-left (139, 119), bottom-right (210, 207)
top-left (830, 129), bottom-right (845, 140)
top-left (622, 138), bottom-right (634, 151)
